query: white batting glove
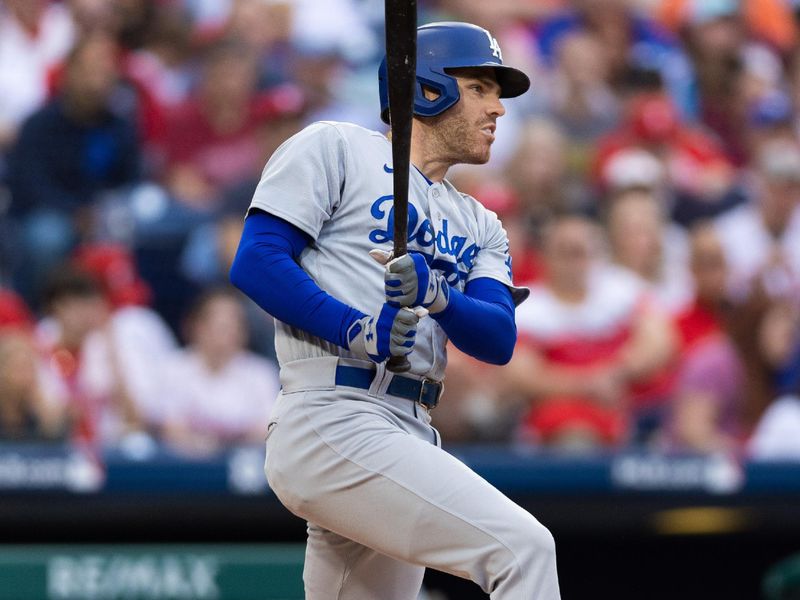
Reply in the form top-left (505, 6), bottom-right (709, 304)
top-left (346, 302), bottom-right (420, 363)
top-left (371, 251), bottom-right (449, 313)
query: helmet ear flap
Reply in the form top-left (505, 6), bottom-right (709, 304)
top-left (379, 66), bottom-right (461, 124)
top-left (413, 71), bottom-right (460, 118)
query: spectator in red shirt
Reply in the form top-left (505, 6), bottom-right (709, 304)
top-left (162, 39), bottom-right (302, 211)
top-left (604, 188), bottom-right (693, 441)
top-left (506, 213), bottom-right (675, 450)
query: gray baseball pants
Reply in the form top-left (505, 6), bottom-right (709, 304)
top-left (264, 357), bottom-right (561, 599)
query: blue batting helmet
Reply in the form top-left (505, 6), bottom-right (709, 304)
top-left (378, 22), bottom-right (530, 124)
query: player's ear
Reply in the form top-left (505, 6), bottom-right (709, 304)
top-left (421, 84), bottom-right (440, 101)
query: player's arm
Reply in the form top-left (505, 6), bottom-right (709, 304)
top-left (376, 251), bottom-right (516, 364)
top-left (230, 210), bottom-right (417, 363)
top-left (433, 277), bottom-right (517, 365)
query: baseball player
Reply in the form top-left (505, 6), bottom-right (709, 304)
top-left (230, 22), bottom-right (561, 600)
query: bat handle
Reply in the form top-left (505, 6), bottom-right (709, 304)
top-left (386, 355), bottom-right (412, 373)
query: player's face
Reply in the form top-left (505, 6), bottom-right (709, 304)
top-left (427, 68), bottom-right (506, 165)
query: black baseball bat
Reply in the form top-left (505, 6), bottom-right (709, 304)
top-left (384, 0), bottom-right (417, 374)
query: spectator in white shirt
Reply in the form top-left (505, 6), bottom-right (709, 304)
top-left (715, 138), bottom-right (800, 303)
top-left (161, 287), bottom-right (279, 456)
top-left (72, 243), bottom-right (177, 439)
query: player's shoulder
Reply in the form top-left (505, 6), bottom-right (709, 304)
top-left (282, 121), bottom-right (387, 162)
top-left (300, 120), bottom-right (386, 143)
top-left (446, 184), bottom-right (503, 226)
top-left (444, 183), bottom-right (481, 213)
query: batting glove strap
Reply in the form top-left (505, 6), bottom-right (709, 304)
top-left (346, 303), bottom-right (418, 363)
top-left (424, 274), bottom-right (449, 314)
top-left (385, 253), bottom-right (450, 314)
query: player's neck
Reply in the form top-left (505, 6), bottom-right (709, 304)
top-left (409, 144), bottom-right (450, 182)
top-left (407, 123), bottom-right (453, 182)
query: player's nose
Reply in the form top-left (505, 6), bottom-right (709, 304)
top-left (488, 94), bottom-right (505, 118)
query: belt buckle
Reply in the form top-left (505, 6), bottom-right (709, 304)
top-left (418, 378), bottom-right (443, 410)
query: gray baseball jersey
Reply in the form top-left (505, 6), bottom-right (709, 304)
top-left (251, 120), bottom-right (560, 599)
top-left (248, 120), bottom-right (525, 381)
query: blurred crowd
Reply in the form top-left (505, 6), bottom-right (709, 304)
top-left (1, 0), bottom-right (800, 460)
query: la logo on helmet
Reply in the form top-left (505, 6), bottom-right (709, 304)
top-left (485, 30), bottom-right (502, 60)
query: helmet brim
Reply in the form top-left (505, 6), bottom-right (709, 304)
top-left (494, 65), bottom-right (531, 98)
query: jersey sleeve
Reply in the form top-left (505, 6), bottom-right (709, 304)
top-left (248, 121), bottom-right (347, 239)
top-left (467, 206), bottom-right (530, 306)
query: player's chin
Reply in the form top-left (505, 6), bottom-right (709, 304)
top-left (458, 143), bottom-right (492, 165)
top-left (466, 149), bottom-right (491, 165)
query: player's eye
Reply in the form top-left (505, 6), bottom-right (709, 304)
top-left (469, 83), bottom-right (484, 93)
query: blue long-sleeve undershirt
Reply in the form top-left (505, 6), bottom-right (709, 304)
top-left (229, 211), bottom-right (517, 364)
top-left (432, 277), bottom-right (517, 365)
top-left (229, 211), bottom-right (365, 349)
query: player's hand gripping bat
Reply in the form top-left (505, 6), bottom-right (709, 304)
top-left (384, 0), bottom-right (417, 374)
